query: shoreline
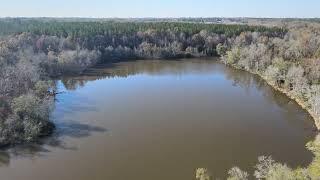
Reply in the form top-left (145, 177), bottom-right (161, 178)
top-left (222, 61), bottom-right (320, 131)
top-left (262, 76), bottom-right (320, 130)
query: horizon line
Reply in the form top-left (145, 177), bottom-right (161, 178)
top-left (1, 16), bottom-right (320, 19)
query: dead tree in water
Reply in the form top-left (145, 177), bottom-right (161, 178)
top-left (47, 90), bottom-right (64, 100)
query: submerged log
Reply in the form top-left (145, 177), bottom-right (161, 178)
top-left (47, 90), bottom-right (64, 97)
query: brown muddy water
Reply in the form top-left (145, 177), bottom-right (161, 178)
top-left (0, 58), bottom-right (317, 180)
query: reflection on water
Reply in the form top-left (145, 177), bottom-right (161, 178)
top-left (61, 58), bottom-right (226, 90)
top-left (0, 58), bottom-right (317, 180)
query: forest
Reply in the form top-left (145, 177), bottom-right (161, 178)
top-left (1, 18), bottom-right (320, 179)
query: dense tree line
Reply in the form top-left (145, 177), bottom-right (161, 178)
top-left (0, 18), bottom-right (286, 36)
top-left (220, 23), bottom-right (320, 130)
top-left (0, 19), bottom-right (285, 64)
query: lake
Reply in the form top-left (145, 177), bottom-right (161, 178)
top-left (0, 58), bottom-right (316, 179)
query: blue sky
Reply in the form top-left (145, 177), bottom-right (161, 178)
top-left (1, 0), bottom-right (319, 18)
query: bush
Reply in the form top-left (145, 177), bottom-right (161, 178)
top-left (254, 156), bottom-right (275, 179)
top-left (265, 163), bottom-right (294, 180)
top-left (306, 134), bottom-right (320, 178)
top-left (34, 81), bottom-right (54, 98)
top-left (227, 167), bottom-right (249, 180)
top-left (216, 43), bottom-right (227, 56)
top-left (0, 94), bottom-right (54, 145)
top-left (264, 66), bottom-right (280, 84)
top-left (196, 168), bottom-right (211, 180)
top-left (224, 47), bottom-right (241, 65)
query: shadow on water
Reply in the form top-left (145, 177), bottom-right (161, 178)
top-left (0, 121), bottom-right (108, 167)
top-left (56, 121), bottom-right (107, 138)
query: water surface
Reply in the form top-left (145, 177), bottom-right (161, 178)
top-left (0, 59), bottom-right (316, 179)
